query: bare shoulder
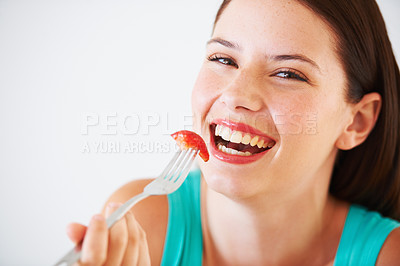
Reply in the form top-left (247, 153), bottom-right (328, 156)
top-left (104, 179), bottom-right (169, 265)
top-left (376, 227), bottom-right (400, 265)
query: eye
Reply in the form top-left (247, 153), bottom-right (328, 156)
top-left (274, 69), bottom-right (308, 82)
top-left (207, 54), bottom-right (238, 68)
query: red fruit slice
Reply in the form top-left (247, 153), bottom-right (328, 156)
top-left (171, 130), bottom-right (209, 162)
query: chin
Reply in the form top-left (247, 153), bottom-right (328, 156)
top-left (198, 160), bottom-right (269, 200)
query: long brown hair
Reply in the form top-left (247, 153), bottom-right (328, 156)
top-left (213, 0), bottom-right (400, 220)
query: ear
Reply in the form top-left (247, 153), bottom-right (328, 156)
top-left (336, 92), bottom-right (382, 150)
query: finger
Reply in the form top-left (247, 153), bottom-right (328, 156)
top-left (121, 211), bottom-right (140, 266)
top-left (103, 202), bottom-right (128, 266)
top-left (66, 223), bottom-right (87, 244)
top-left (80, 214), bottom-right (108, 266)
top-left (136, 221), bottom-right (151, 266)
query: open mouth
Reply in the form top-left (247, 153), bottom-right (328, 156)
top-left (210, 122), bottom-right (276, 157)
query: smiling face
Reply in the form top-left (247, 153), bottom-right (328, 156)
top-left (192, 0), bottom-right (353, 199)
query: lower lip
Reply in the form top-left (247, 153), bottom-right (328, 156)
top-left (209, 134), bottom-right (271, 164)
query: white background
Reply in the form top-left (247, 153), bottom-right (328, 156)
top-left (0, 0), bottom-right (399, 265)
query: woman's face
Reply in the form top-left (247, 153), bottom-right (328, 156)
top-left (192, 0), bottom-right (352, 198)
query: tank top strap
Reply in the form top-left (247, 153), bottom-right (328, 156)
top-left (334, 204), bottom-right (400, 265)
top-left (161, 168), bottom-right (203, 266)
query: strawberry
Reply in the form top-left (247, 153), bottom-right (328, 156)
top-left (171, 130), bottom-right (209, 162)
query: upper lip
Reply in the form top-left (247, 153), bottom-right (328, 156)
top-left (211, 119), bottom-right (276, 142)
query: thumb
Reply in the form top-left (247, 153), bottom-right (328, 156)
top-left (66, 222), bottom-right (87, 244)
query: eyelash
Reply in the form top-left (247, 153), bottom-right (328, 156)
top-left (207, 54), bottom-right (238, 68)
top-left (207, 54), bottom-right (309, 82)
top-left (273, 69), bottom-right (309, 82)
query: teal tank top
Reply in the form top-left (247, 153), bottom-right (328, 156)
top-left (161, 169), bottom-right (400, 265)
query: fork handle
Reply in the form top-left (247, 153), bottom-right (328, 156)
top-left (53, 192), bottom-right (150, 266)
top-left (106, 192), bottom-right (149, 228)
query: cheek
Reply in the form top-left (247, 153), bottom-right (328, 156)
top-left (266, 91), bottom-right (317, 136)
top-left (267, 89), bottom-right (345, 145)
top-left (266, 93), bottom-right (344, 177)
top-left (191, 67), bottom-right (221, 130)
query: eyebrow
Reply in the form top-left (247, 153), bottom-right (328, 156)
top-left (271, 54), bottom-right (321, 72)
top-left (207, 37), bottom-right (321, 72)
top-left (207, 38), bottom-right (241, 50)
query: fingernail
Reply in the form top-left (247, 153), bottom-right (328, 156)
top-left (108, 202), bottom-right (122, 209)
top-left (93, 214), bottom-right (104, 221)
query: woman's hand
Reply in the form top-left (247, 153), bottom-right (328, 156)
top-left (66, 202), bottom-right (151, 266)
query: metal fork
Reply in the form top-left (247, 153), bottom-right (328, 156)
top-left (54, 147), bottom-right (199, 266)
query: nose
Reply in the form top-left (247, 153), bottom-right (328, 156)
top-left (219, 71), bottom-right (265, 112)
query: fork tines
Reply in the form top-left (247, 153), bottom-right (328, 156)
top-left (163, 148), bottom-right (199, 183)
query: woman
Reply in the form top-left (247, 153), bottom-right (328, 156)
top-left (67, 0), bottom-right (400, 265)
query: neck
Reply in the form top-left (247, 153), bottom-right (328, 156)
top-left (201, 165), bottom-right (345, 265)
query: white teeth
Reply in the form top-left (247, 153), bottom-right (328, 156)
top-left (218, 143), bottom-right (225, 152)
top-left (262, 141), bottom-right (275, 149)
top-left (220, 126), bottom-right (232, 141)
top-left (230, 131), bottom-right (242, 143)
top-left (215, 124), bottom-right (222, 136)
top-left (242, 134), bottom-right (251, 145)
top-left (217, 143), bottom-right (252, 156)
top-left (227, 148), bottom-right (238, 155)
top-left (221, 144), bottom-right (227, 152)
top-left (250, 136), bottom-right (259, 147)
top-left (257, 139), bottom-right (264, 148)
top-left (214, 124), bottom-right (274, 149)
